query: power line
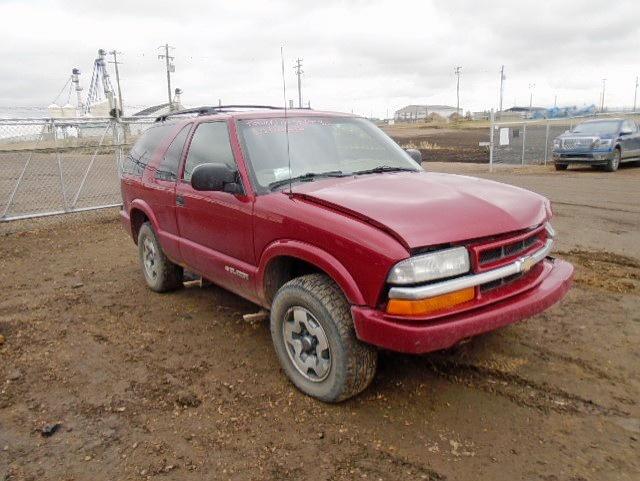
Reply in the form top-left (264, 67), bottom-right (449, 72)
top-left (158, 44), bottom-right (175, 111)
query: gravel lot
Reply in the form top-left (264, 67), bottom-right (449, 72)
top-left (1, 163), bottom-right (639, 481)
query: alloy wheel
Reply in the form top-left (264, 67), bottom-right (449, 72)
top-left (282, 306), bottom-right (331, 382)
top-left (142, 237), bottom-right (158, 280)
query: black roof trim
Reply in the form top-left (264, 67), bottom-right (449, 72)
top-left (154, 104), bottom-right (312, 122)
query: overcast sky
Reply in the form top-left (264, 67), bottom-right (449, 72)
top-left (1, 0), bottom-right (639, 117)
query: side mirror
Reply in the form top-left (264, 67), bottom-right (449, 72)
top-left (619, 130), bottom-right (632, 136)
top-left (191, 163), bottom-right (242, 194)
top-left (405, 148), bottom-right (423, 164)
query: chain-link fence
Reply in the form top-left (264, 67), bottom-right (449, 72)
top-left (489, 112), bottom-right (640, 167)
top-left (0, 116), bottom-right (154, 230)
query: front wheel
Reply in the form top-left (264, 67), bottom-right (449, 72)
top-left (270, 274), bottom-right (378, 402)
top-left (604, 149), bottom-right (621, 172)
top-left (554, 163), bottom-right (568, 171)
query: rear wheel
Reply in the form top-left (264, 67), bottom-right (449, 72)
top-left (554, 163), bottom-right (568, 171)
top-left (270, 273), bottom-right (378, 402)
top-left (137, 222), bottom-right (183, 292)
top-left (604, 149), bottom-right (621, 172)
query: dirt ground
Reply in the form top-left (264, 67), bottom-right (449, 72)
top-left (1, 163), bottom-right (639, 481)
top-left (382, 124), bottom-right (489, 163)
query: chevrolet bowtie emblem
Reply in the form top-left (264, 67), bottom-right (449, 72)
top-left (521, 257), bottom-right (535, 272)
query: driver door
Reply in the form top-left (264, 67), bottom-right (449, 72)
top-left (175, 121), bottom-right (256, 298)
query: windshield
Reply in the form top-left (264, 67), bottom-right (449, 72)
top-left (237, 116), bottom-right (421, 192)
top-left (572, 121), bottom-right (620, 135)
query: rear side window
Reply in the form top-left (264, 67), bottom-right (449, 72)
top-left (622, 120), bottom-right (637, 133)
top-left (123, 124), bottom-right (173, 177)
top-left (155, 125), bottom-right (191, 181)
top-left (183, 122), bottom-right (235, 182)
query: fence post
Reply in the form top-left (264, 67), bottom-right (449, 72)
top-left (489, 109), bottom-right (495, 173)
top-left (53, 118), bottom-right (69, 211)
top-left (521, 121), bottom-right (527, 165)
top-left (543, 120), bottom-right (550, 165)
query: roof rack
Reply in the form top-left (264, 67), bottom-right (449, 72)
top-left (155, 104), bottom-right (311, 122)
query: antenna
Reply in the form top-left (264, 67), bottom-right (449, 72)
top-left (281, 46), bottom-right (293, 194)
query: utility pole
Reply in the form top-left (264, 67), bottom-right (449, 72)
top-left (634, 76), bottom-right (638, 112)
top-left (454, 66), bottom-right (462, 119)
top-left (158, 44), bottom-right (175, 111)
top-left (498, 65), bottom-right (505, 118)
top-left (293, 58), bottom-right (303, 108)
top-left (554, 94), bottom-right (557, 108)
top-left (528, 83), bottom-right (535, 117)
top-left (108, 50), bottom-right (124, 116)
top-left (600, 78), bottom-right (606, 112)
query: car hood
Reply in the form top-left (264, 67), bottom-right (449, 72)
top-left (290, 172), bottom-right (549, 250)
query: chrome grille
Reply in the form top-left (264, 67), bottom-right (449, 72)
top-left (562, 137), bottom-right (594, 149)
top-left (479, 234), bottom-right (539, 267)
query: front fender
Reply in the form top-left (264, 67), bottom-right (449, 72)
top-left (257, 239), bottom-right (366, 306)
top-left (128, 198), bottom-right (161, 242)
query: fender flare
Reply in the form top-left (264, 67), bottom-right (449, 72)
top-left (257, 240), bottom-right (366, 306)
top-left (128, 199), bottom-right (161, 242)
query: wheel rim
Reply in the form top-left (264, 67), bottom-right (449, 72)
top-left (142, 237), bottom-right (158, 280)
top-left (282, 307), bottom-right (331, 382)
top-left (613, 151), bottom-right (620, 169)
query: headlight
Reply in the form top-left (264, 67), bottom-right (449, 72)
top-left (553, 139), bottom-right (561, 149)
top-left (387, 246), bottom-right (470, 285)
top-left (593, 138), bottom-right (612, 147)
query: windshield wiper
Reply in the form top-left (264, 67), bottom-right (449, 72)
top-left (352, 165), bottom-right (416, 175)
top-left (269, 170), bottom-right (346, 190)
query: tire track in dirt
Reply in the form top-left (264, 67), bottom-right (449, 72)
top-left (426, 357), bottom-right (629, 417)
top-left (556, 249), bottom-right (640, 294)
top-left (327, 441), bottom-right (446, 481)
top-left (513, 339), bottom-right (626, 384)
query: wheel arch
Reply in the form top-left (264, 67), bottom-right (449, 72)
top-left (128, 199), bottom-right (160, 244)
top-left (258, 240), bottom-right (366, 307)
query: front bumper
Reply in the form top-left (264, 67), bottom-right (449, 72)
top-left (352, 257), bottom-right (573, 354)
top-left (553, 150), bottom-right (614, 164)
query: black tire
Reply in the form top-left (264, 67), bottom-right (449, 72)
top-left (554, 163), bottom-right (568, 171)
top-left (137, 222), bottom-right (183, 292)
top-left (270, 273), bottom-right (378, 402)
top-left (604, 149), bottom-right (621, 172)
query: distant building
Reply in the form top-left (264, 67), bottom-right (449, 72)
top-left (394, 104), bottom-right (461, 122)
top-left (500, 106), bottom-right (547, 119)
top-left (472, 111), bottom-right (490, 121)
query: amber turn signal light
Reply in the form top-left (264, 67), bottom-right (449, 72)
top-left (386, 287), bottom-right (475, 316)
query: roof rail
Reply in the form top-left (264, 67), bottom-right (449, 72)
top-left (155, 104), bottom-right (312, 122)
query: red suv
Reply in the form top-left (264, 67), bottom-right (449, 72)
top-left (120, 106), bottom-right (574, 402)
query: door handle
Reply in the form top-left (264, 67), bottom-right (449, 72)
top-left (176, 195), bottom-right (185, 207)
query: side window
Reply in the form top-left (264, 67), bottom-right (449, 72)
top-left (183, 122), bottom-right (235, 182)
top-left (155, 125), bottom-right (190, 181)
top-left (122, 124), bottom-right (172, 177)
top-left (622, 120), bottom-right (636, 133)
